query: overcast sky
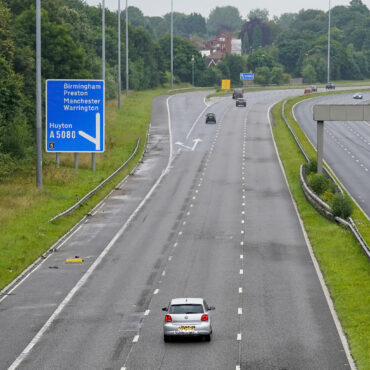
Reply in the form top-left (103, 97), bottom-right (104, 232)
top-left (84, 0), bottom-right (358, 18)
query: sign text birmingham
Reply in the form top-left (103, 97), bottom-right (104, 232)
top-left (63, 83), bottom-right (102, 112)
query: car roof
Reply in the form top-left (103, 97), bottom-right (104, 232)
top-left (170, 298), bottom-right (204, 305)
top-left (207, 112), bottom-right (215, 115)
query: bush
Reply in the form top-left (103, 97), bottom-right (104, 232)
top-left (331, 193), bottom-right (354, 219)
top-left (322, 189), bottom-right (334, 204)
top-left (0, 153), bottom-right (18, 180)
top-left (305, 160), bottom-right (317, 175)
top-left (308, 173), bottom-right (330, 196)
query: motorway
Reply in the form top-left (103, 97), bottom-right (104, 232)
top-left (294, 91), bottom-right (370, 218)
top-left (0, 90), bottom-right (353, 369)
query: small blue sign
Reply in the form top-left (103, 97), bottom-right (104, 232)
top-left (240, 73), bottom-right (254, 80)
top-left (46, 79), bottom-right (105, 152)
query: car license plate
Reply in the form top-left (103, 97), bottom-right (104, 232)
top-left (178, 326), bottom-right (195, 332)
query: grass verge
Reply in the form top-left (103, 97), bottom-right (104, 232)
top-left (271, 99), bottom-right (370, 369)
top-left (0, 88), bottom-right (168, 290)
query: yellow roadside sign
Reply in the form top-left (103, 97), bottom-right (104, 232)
top-left (221, 79), bottom-right (230, 90)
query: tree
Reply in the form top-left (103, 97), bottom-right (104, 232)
top-left (123, 6), bottom-right (148, 30)
top-left (270, 66), bottom-right (284, 85)
top-left (159, 34), bottom-right (201, 84)
top-left (254, 66), bottom-right (271, 85)
top-left (275, 31), bottom-right (308, 76)
top-left (274, 13), bottom-right (297, 30)
top-left (146, 16), bottom-right (167, 39)
top-left (248, 8), bottom-right (269, 22)
top-left (207, 6), bottom-right (243, 36)
top-left (302, 63), bottom-right (317, 83)
top-left (216, 54), bottom-right (245, 85)
top-left (252, 25), bottom-right (262, 49)
top-left (247, 49), bottom-right (274, 71)
top-left (185, 13), bottom-right (206, 36)
top-left (349, 0), bottom-right (369, 13)
top-left (0, 0), bottom-right (31, 159)
top-left (242, 32), bottom-right (250, 54)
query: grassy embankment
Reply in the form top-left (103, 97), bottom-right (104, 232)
top-left (0, 88), bottom-right (170, 290)
top-left (271, 93), bottom-right (370, 369)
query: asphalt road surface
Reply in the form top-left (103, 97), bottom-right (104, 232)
top-left (0, 90), bottom-right (353, 370)
top-left (294, 91), bottom-right (370, 218)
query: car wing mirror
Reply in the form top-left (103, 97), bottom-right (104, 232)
top-left (162, 307), bottom-right (167, 311)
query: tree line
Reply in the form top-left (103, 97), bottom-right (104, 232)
top-left (0, 0), bottom-right (369, 176)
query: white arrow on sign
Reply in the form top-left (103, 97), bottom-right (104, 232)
top-left (175, 138), bottom-right (202, 151)
top-left (78, 113), bottom-right (101, 150)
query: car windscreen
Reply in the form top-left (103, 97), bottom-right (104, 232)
top-left (169, 304), bottom-right (204, 314)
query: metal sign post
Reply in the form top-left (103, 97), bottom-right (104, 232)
top-left (317, 120), bottom-right (324, 174)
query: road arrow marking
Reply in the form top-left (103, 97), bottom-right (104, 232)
top-left (78, 113), bottom-right (101, 150)
top-left (175, 138), bottom-right (202, 151)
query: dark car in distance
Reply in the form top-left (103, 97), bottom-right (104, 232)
top-left (236, 98), bottom-right (247, 107)
top-left (232, 89), bottom-right (243, 99)
top-left (326, 82), bottom-right (335, 90)
top-left (205, 113), bottom-right (216, 123)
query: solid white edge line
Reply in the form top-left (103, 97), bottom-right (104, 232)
top-left (8, 95), bottom-right (176, 370)
top-left (267, 103), bottom-right (356, 370)
top-left (186, 96), bottom-right (211, 140)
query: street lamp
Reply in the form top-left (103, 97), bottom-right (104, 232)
top-left (118, 0), bottom-right (121, 109)
top-left (327, 0), bottom-right (331, 83)
top-left (36, 0), bottom-right (42, 187)
top-left (170, 0), bottom-right (173, 89)
top-left (191, 55), bottom-right (194, 86)
top-left (125, 0), bottom-right (129, 96)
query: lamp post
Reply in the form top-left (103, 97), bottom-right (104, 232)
top-left (93, 0), bottom-right (105, 172)
top-left (327, 0), bottom-right (331, 83)
top-left (36, 0), bottom-right (42, 187)
top-left (118, 0), bottom-right (121, 109)
top-left (191, 55), bottom-right (194, 86)
top-left (125, 0), bottom-right (129, 96)
top-left (170, 0), bottom-right (173, 89)
top-left (118, 0), bottom-right (121, 108)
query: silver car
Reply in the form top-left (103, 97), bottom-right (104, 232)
top-left (162, 298), bottom-right (215, 342)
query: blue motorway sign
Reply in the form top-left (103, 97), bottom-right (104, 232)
top-left (240, 73), bottom-right (254, 80)
top-left (46, 80), bottom-right (105, 152)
